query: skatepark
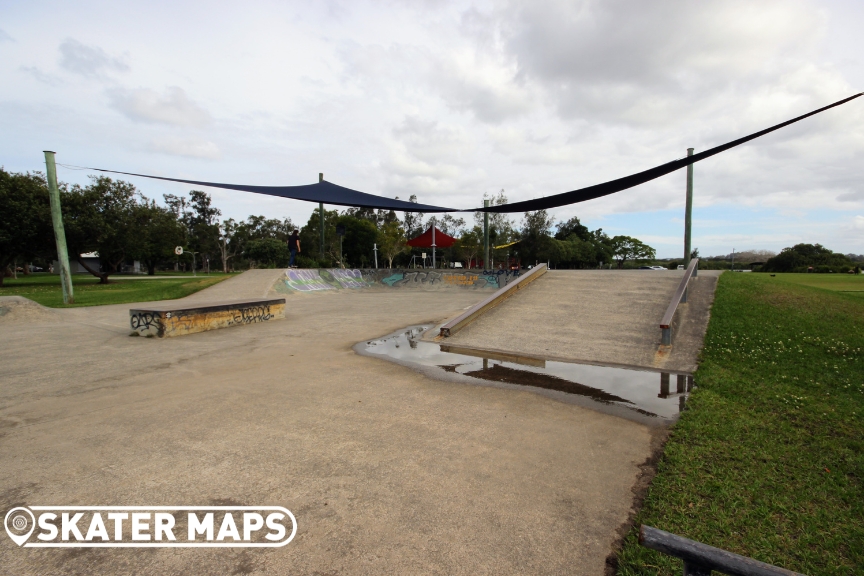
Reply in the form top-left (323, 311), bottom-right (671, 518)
top-left (0, 266), bottom-right (718, 575)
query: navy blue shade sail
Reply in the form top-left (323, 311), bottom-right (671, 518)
top-left (475, 92), bottom-right (862, 213)
top-left (79, 169), bottom-right (456, 212)
top-left (81, 93), bottom-right (861, 214)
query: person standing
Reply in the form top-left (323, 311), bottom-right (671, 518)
top-left (288, 230), bottom-right (301, 268)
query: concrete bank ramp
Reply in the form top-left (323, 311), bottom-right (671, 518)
top-left (443, 269), bottom-right (720, 372)
top-left (181, 269), bottom-right (289, 303)
top-left (178, 268), bottom-right (513, 303)
top-left (270, 268), bottom-right (519, 294)
top-left (0, 295), bottom-right (58, 324)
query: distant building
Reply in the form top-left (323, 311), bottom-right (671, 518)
top-left (52, 252), bottom-right (141, 274)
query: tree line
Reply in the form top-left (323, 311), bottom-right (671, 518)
top-left (1, 169), bottom-right (657, 285)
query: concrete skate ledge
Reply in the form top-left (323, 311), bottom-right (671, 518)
top-left (130, 298), bottom-right (285, 338)
top-left (439, 264), bottom-right (547, 338)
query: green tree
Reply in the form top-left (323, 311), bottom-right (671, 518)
top-left (611, 235), bottom-right (656, 268)
top-left (555, 216), bottom-right (591, 242)
top-left (457, 227), bottom-right (483, 269)
top-left (300, 208), bottom-right (340, 266)
top-left (518, 209), bottom-right (555, 265)
top-left (244, 237), bottom-right (290, 268)
top-left (592, 229), bottom-right (615, 267)
top-left (63, 176), bottom-right (140, 283)
top-left (401, 195), bottom-right (425, 238)
top-left (762, 244), bottom-right (852, 272)
top-left (187, 190), bottom-right (221, 273)
top-left (163, 190), bottom-right (234, 272)
top-left (378, 221), bottom-right (408, 269)
top-left (217, 218), bottom-right (238, 273)
top-left (130, 200), bottom-right (185, 275)
top-left (336, 215), bottom-right (378, 268)
top-left (0, 169), bottom-right (53, 285)
top-left (230, 215), bottom-right (296, 269)
top-left (538, 237), bottom-right (576, 267)
top-left (343, 206), bottom-right (399, 229)
top-left (475, 190), bottom-right (516, 251)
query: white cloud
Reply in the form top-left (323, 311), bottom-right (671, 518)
top-left (19, 66), bottom-right (63, 86)
top-left (59, 38), bottom-right (128, 77)
top-left (0, 29), bottom-right (13, 42)
top-left (1, 0), bottom-right (862, 255)
top-left (150, 137), bottom-right (220, 159)
top-left (107, 86), bottom-right (211, 127)
top-left (498, 0), bottom-right (826, 124)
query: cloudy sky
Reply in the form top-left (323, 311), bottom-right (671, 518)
top-left (1, 0), bottom-right (862, 257)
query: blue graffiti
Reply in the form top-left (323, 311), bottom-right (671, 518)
top-left (382, 273), bottom-right (404, 287)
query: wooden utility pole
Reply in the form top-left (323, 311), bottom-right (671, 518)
top-left (318, 173), bottom-right (325, 258)
top-left (684, 148), bottom-right (694, 267)
top-left (43, 151), bottom-right (74, 304)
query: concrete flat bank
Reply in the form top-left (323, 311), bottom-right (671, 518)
top-left (444, 269), bottom-right (720, 373)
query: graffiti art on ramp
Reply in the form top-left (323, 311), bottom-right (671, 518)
top-left (275, 269), bottom-right (521, 293)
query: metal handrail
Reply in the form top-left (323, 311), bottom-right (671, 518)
top-left (439, 264), bottom-right (547, 337)
top-left (639, 525), bottom-right (806, 576)
top-left (660, 258), bottom-right (699, 345)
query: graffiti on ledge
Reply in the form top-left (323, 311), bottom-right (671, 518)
top-left (130, 311), bottom-right (163, 334)
top-left (131, 303), bottom-right (284, 337)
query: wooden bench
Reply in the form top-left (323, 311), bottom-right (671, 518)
top-left (130, 298), bottom-right (286, 338)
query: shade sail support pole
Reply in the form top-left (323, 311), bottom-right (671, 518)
top-left (44, 151), bottom-right (74, 304)
top-left (432, 219), bottom-right (436, 269)
top-left (483, 200), bottom-right (490, 269)
top-left (318, 173), bottom-right (324, 259)
top-left (684, 148), bottom-right (694, 267)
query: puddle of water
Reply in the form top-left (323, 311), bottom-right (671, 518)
top-left (355, 325), bottom-right (693, 424)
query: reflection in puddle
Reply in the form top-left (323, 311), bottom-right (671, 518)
top-left (356, 325), bottom-right (693, 423)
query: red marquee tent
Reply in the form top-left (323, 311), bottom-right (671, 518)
top-left (406, 225), bottom-right (457, 248)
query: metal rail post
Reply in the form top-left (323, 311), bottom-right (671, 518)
top-left (660, 258), bottom-right (699, 346)
top-left (43, 151), bottom-right (74, 304)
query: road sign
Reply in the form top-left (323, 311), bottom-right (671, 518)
top-left (175, 246), bottom-right (183, 255)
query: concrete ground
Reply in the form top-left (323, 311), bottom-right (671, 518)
top-left (0, 278), bottom-right (656, 575)
top-left (445, 270), bottom-right (720, 373)
top-left (185, 268), bottom-right (288, 302)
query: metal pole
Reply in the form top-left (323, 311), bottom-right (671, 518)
top-left (684, 148), bottom-right (694, 267)
top-left (318, 173), bottom-right (325, 259)
top-left (731, 248), bottom-right (735, 271)
top-left (432, 219), bottom-right (436, 269)
top-left (43, 151), bottom-right (74, 304)
top-left (483, 199), bottom-right (490, 269)
top-left (373, 243), bottom-right (378, 269)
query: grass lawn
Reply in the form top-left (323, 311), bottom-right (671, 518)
top-left (616, 273), bottom-right (863, 575)
top-left (767, 272), bottom-right (864, 294)
top-left (0, 273), bottom-right (230, 307)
